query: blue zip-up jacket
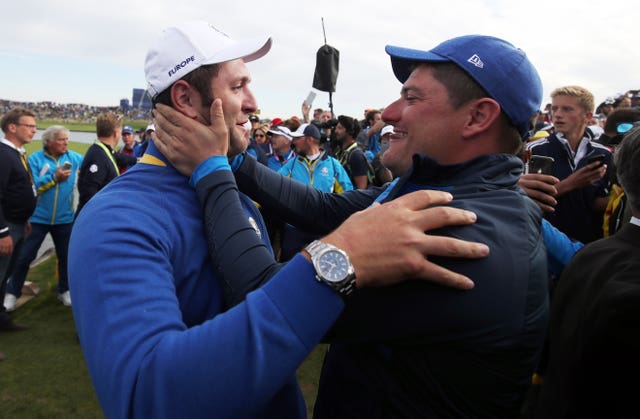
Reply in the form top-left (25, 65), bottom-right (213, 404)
top-left (266, 149), bottom-right (295, 172)
top-left (68, 141), bottom-right (345, 418)
top-left (277, 152), bottom-right (353, 193)
top-left (28, 149), bottom-right (83, 224)
top-left (226, 152), bottom-right (549, 417)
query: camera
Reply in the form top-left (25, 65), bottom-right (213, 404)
top-left (318, 118), bottom-right (338, 130)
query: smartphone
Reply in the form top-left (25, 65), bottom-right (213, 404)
top-left (587, 154), bottom-right (605, 167)
top-left (526, 155), bottom-right (555, 175)
top-left (304, 91), bottom-right (317, 107)
top-left (62, 161), bottom-right (72, 170)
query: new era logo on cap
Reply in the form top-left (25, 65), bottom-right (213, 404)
top-left (467, 54), bottom-right (484, 69)
top-left (385, 35), bottom-right (542, 137)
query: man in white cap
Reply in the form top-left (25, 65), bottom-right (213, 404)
top-left (265, 125), bottom-right (295, 171)
top-left (68, 21), bottom-right (488, 418)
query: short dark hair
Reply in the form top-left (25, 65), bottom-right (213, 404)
top-left (603, 109), bottom-right (640, 136)
top-left (429, 62), bottom-right (522, 154)
top-left (153, 64), bottom-right (221, 109)
top-left (615, 126), bottom-right (640, 212)
top-left (366, 110), bottom-right (381, 124)
top-left (1, 107), bottom-right (36, 133)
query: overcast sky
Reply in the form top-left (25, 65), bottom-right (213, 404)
top-left (1, 0), bottom-right (637, 121)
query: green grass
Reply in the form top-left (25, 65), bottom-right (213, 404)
top-left (0, 257), bottom-right (102, 418)
top-left (37, 119), bottom-right (148, 133)
top-left (1, 255), bottom-right (325, 417)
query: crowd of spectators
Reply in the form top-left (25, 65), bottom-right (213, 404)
top-left (0, 99), bottom-right (151, 123)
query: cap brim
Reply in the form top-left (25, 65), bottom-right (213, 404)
top-left (203, 36), bottom-right (272, 66)
top-left (385, 45), bottom-right (449, 83)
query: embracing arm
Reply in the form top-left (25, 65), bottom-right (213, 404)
top-left (69, 191), bottom-right (345, 418)
top-left (195, 168), bottom-right (283, 308)
top-left (235, 153), bottom-right (376, 233)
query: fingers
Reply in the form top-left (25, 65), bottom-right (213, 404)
top-left (520, 179), bottom-right (558, 197)
top-left (154, 104), bottom-right (187, 139)
top-left (417, 234), bottom-right (489, 260)
top-left (383, 189), bottom-right (453, 212)
top-left (526, 189), bottom-right (557, 212)
top-left (416, 205), bottom-right (479, 232)
top-left (520, 173), bottom-right (560, 185)
top-left (414, 260), bottom-right (475, 290)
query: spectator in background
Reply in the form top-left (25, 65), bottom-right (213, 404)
top-left (527, 86), bottom-right (613, 243)
top-left (244, 122), bottom-right (268, 166)
top-left (534, 126), bottom-right (640, 419)
top-left (356, 109), bottom-right (383, 156)
top-left (335, 115), bottom-right (370, 189)
top-left (4, 125), bottom-right (83, 310)
top-left (370, 124), bottom-right (394, 185)
top-left (117, 125), bottom-right (137, 174)
top-left (266, 126), bottom-right (295, 171)
top-left (134, 123), bottom-right (154, 157)
top-left (278, 123), bottom-right (353, 261)
top-left (614, 94), bottom-right (632, 109)
top-left (0, 107), bottom-right (37, 335)
top-left (312, 107), bottom-right (324, 125)
top-left (252, 126), bottom-right (270, 155)
top-left (249, 114), bottom-right (260, 132)
top-left (598, 108), bottom-right (640, 148)
top-left (595, 97), bottom-right (615, 120)
top-left (76, 112), bottom-right (122, 215)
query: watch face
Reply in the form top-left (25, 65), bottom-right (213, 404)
top-left (318, 249), bottom-right (350, 283)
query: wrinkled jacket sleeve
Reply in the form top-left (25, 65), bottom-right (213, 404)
top-left (195, 170), bottom-right (284, 308)
top-left (235, 154), bottom-right (378, 233)
top-left (69, 182), bottom-right (344, 418)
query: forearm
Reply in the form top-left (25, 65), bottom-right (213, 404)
top-left (195, 169), bottom-right (283, 307)
top-left (235, 154), bottom-right (374, 232)
top-left (133, 257), bottom-right (343, 418)
top-left (542, 219), bottom-right (583, 276)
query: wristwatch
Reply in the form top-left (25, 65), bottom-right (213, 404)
top-left (305, 240), bottom-right (356, 297)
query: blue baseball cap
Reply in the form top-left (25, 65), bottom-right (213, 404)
top-left (291, 123), bottom-right (321, 140)
top-left (385, 35), bottom-right (542, 137)
top-left (122, 125), bottom-right (134, 134)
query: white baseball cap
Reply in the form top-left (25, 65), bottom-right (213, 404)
top-left (381, 125), bottom-right (394, 136)
top-left (145, 21), bottom-right (272, 98)
top-left (268, 126), bottom-right (293, 141)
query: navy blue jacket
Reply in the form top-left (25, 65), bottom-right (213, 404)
top-left (527, 132), bottom-right (613, 243)
top-left (199, 152), bottom-right (549, 417)
top-left (0, 142), bottom-right (37, 232)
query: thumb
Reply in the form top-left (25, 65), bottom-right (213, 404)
top-left (209, 98), bottom-right (225, 131)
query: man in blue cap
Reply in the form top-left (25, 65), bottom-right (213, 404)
top-left (154, 34), bottom-right (549, 417)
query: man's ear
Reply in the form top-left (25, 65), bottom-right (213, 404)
top-left (462, 98), bottom-right (502, 138)
top-left (170, 80), bottom-right (201, 119)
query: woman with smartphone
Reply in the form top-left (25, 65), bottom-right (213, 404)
top-left (3, 125), bottom-right (83, 311)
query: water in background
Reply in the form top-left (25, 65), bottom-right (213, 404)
top-left (35, 129), bottom-right (96, 144)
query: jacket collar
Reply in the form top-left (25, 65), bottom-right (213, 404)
top-left (382, 153), bottom-right (523, 202)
